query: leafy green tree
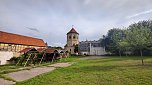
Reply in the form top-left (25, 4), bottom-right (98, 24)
top-left (129, 20), bottom-right (152, 31)
top-left (104, 20), bottom-right (152, 57)
top-left (105, 28), bottom-right (125, 56)
top-left (126, 26), bottom-right (152, 65)
top-left (117, 39), bottom-right (129, 56)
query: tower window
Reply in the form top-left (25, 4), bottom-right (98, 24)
top-left (69, 36), bottom-right (71, 39)
top-left (73, 36), bottom-right (76, 39)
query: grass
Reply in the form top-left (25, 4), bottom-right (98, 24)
top-left (0, 57), bottom-right (76, 74)
top-left (0, 57), bottom-right (79, 81)
top-left (13, 56), bottom-right (152, 85)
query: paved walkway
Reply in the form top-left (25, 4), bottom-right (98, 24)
top-left (7, 67), bottom-right (56, 82)
top-left (1, 62), bottom-right (73, 85)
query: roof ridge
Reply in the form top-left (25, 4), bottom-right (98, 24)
top-left (67, 28), bottom-right (79, 34)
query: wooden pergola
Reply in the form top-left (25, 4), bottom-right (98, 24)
top-left (16, 48), bottom-right (39, 67)
top-left (16, 48), bottom-right (61, 67)
top-left (37, 48), bottom-right (60, 64)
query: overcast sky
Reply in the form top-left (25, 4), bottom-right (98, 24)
top-left (0, 0), bottom-right (152, 47)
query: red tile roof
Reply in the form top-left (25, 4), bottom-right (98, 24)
top-left (67, 28), bottom-right (79, 34)
top-left (19, 48), bottom-right (38, 53)
top-left (0, 31), bottom-right (46, 47)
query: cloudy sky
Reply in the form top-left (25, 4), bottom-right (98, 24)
top-left (0, 0), bottom-right (152, 47)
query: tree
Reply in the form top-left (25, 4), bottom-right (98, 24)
top-left (105, 28), bottom-right (125, 56)
top-left (117, 40), bottom-right (129, 56)
top-left (126, 26), bottom-right (152, 65)
top-left (129, 20), bottom-right (152, 31)
top-left (103, 20), bottom-right (152, 57)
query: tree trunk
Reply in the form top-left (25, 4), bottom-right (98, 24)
top-left (140, 49), bottom-right (144, 65)
top-left (119, 50), bottom-right (121, 57)
top-left (125, 48), bottom-right (127, 57)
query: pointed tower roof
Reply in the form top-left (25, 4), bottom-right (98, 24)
top-left (67, 28), bottom-right (79, 35)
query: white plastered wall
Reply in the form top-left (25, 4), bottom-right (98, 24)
top-left (0, 51), bottom-right (13, 65)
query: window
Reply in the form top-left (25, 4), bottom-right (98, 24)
top-left (69, 36), bottom-right (71, 39)
top-left (73, 36), bottom-right (76, 39)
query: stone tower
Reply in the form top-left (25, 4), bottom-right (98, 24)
top-left (64, 27), bottom-right (79, 54)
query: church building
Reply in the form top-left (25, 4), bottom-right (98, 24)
top-left (64, 27), bottom-right (79, 54)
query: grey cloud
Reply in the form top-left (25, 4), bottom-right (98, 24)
top-left (26, 27), bottom-right (40, 32)
top-left (0, 0), bottom-right (152, 47)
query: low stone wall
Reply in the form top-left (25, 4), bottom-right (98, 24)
top-left (0, 51), bottom-right (13, 65)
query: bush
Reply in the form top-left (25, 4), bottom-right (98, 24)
top-left (9, 57), bottom-right (19, 64)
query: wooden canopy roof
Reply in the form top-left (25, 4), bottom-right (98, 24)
top-left (19, 48), bottom-right (38, 53)
top-left (37, 48), bottom-right (58, 53)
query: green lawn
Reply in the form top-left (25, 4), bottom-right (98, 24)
top-left (15, 56), bottom-right (152, 85)
top-left (0, 60), bottom-right (66, 81)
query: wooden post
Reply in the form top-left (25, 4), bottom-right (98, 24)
top-left (16, 53), bottom-right (26, 66)
top-left (39, 53), bottom-right (45, 65)
top-left (16, 58), bottom-right (21, 66)
top-left (24, 53), bottom-right (31, 67)
top-left (52, 53), bottom-right (56, 62)
top-left (32, 53), bottom-right (37, 65)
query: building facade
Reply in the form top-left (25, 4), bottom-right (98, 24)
top-left (79, 40), bottom-right (107, 55)
top-left (64, 28), bottom-right (79, 54)
top-left (0, 31), bottom-right (47, 57)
